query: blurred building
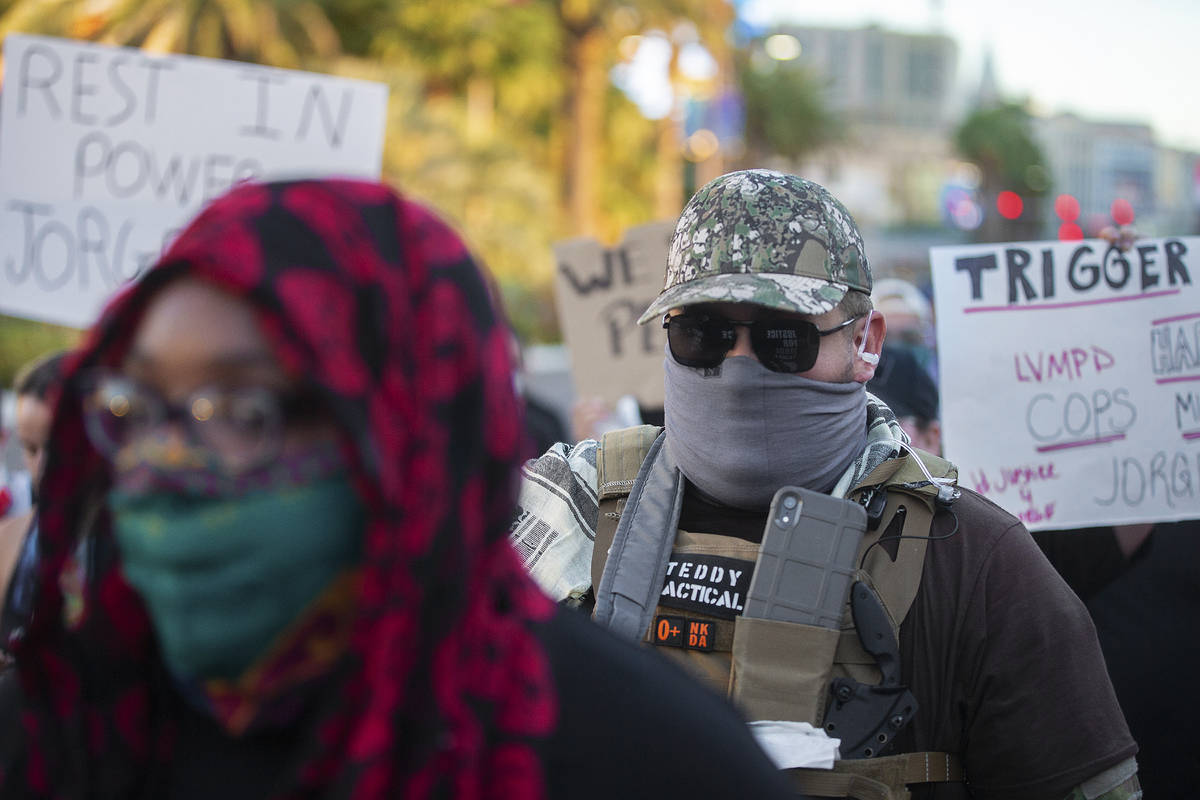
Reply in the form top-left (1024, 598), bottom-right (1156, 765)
top-left (759, 24), bottom-right (969, 282)
top-left (776, 24), bottom-right (958, 129)
top-left (1154, 146), bottom-right (1200, 236)
top-left (1033, 114), bottom-right (1153, 235)
top-left (1031, 113), bottom-right (1199, 238)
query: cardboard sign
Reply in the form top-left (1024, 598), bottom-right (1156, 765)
top-left (931, 236), bottom-right (1200, 530)
top-left (553, 221), bottom-right (673, 407)
top-left (0, 34), bottom-right (388, 328)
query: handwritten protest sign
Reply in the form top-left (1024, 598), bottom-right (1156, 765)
top-left (931, 236), bottom-right (1200, 530)
top-left (0, 34), bottom-right (387, 328)
top-left (553, 221), bottom-right (673, 408)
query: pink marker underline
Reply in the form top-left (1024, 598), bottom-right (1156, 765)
top-left (1035, 433), bottom-right (1127, 452)
top-left (964, 288), bottom-right (1181, 313)
top-left (1153, 311), bottom-right (1200, 325)
top-left (1184, 431), bottom-right (1200, 441)
top-left (1156, 375), bottom-right (1200, 385)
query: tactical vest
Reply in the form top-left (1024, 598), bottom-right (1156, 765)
top-left (590, 425), bottom-right (965, 800)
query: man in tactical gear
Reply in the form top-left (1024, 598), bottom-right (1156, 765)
top-left (511, 170), bottom-right (1139, 799)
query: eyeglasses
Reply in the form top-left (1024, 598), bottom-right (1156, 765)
top-left (663, 311), bottom-right (862, 373)
top-left (79, 370), bottom-right (322, 474)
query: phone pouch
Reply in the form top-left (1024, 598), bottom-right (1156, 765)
top-left (729, 616), bottom-right (840, 724)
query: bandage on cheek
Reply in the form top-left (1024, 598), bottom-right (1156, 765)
top-left (857, 310), bottom-right (879, 365)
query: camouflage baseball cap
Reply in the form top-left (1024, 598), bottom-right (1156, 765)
top-left (637, 169), bottom-right (871, 324)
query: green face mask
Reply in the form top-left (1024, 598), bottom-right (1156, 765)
top-left (109, 474), bottom-right (364, 681)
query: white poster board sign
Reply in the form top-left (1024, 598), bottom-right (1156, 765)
top-left (931, 236), bottom-right (1200, 530)
top-left (552, 221), bottom-right (673, 408)
top-left (0, 34), bottom-right (388, 328)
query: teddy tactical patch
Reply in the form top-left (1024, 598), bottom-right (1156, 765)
top-left (658, 553), bottom-right (754, 620)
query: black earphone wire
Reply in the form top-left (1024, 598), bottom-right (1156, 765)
top-left (858, 507), bottom-right (960, 571)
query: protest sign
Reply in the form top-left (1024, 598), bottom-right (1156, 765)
top-left (0, 34), bottom-right (387, 328)
top-left (553, 221), bottom-right (672, 408)
top-left (931, 236), bottom-right (1200, 530)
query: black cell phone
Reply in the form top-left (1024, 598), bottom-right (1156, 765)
top-left (742, 486), bottom-right (868, 629)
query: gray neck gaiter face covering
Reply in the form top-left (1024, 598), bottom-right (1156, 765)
top-left (664, 355), bottom-right (868, 510)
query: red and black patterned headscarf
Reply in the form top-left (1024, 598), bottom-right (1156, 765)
top-left (8, 179), bottom-right (557, 797)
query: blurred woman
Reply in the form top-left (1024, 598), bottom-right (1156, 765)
top-left (0, 179), bottom-right (793, 799)
top-left (1, 351), bottom-right (68, 651)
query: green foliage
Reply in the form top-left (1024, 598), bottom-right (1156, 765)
top-left (335, 58), bottom-right (560, 286)
top-left (955, 103), bottom-right (1049, 195)
top-left (498, 280), bottom-right (562, 346)
top-left (0, 316), bottom-right (80, 387)
top-left (0, 0), bottom-right (746, 344)
top-left (0, 0), bottom-right (340, 67)
top-left (315, 0), bottom-right (392, 56)
top-left (954, 102), bottom-right (1051, 241)
top-left (369, 1), bottom-right (560, 95)
top-left (740, 59), bottom-right (841, 161)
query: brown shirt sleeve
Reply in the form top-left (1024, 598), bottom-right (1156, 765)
top-left (900, 490), bottom-right (1137, 800)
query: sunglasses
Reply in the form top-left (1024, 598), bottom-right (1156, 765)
top-left (663, 311), bottom-right (862, 373)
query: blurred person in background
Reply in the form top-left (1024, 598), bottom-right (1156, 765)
top-left (1027, 224), bottom-right (1195, 798)
top-left (568, 393), bottom-right (648, 442)
top-left (1, 352), bottom-right (67, 656)
top-left (866, 344), bottom-right (941, 456)
top-left (0, 417), bottom-right (14, 523)
top-left (0, 178), bottom-right (796, 799)
top-left (871, 278), bottom-right (938, 382)
top-left (480, 271), bottom-right (572, 458)
top-left (11, 353), bottom-right (67, 494)
top-left (1085, 519), bottom-right (1200, 799)
top-left (0, 412), bottom-right (22, 651)
top-left (506, 329), bottom-right (572, 458)
top-left (1027, 215), bottom-right (1195, 796)
top-left (1033, 517), bottom-right (1194, 799)
top-left (515, 363), bottom-right (571, 458)
top-left (0, 412), bottom-right (32, 526)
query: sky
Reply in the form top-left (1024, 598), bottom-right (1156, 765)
top-left (739, 0), bottom-right (1200, 152)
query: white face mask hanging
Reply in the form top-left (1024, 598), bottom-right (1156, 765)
top-left (857, 310), bottom-right (879, 365)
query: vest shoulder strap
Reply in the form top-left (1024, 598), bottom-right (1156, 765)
top-left (849, 448), bottom-right (958, 510)
top-left (592, 425), bottom-right (664, 592)
top-left (596, 424), bottom-right (663, 500)
top-left (839, 447), bottom-right (958, 635)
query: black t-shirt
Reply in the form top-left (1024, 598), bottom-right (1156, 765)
top-left (1086, 521), bottom-right (1200, 800)
top-left (0, 606), bottom-right (797, 799)
top-left (897, 489), bottom-right (1135, 799)
top-left (678, 486), bottom-right (1137, 800)
top-left (1030, 525), bottom-right (1132, 603)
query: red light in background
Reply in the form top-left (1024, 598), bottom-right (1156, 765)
top-left (1054, 194), bottom-right (1080, 222)
top-left (996, 191), bottom-right (1024, 220)
top-left (1111, 198), bottom-right (1135, 226)
top-left (1058, 222), bottom-right (1084, 241)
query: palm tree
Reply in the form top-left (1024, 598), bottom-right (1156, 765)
top-left (955, 102), bottom-right (1050, 242)
top-left (551, 0), bottom-right (734, 235)
top-left (0, 0), bottom-right (340, 67)
top-left (738, 52), bottom-right (841, 166)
